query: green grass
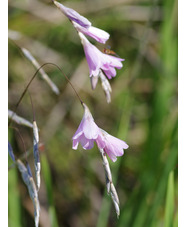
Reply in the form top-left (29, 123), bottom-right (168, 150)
top-left (8, 0), bottom-right (177, 226)
top-left (165, 171), bottom-right (175, 227)
top-left (41, 154), bottom-right (59, 227)
top-left (8, 163), bottom-right (22, 227)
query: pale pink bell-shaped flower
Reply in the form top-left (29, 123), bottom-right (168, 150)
top-left (97, 129), bottom-right (129, 162)
top-left (54, 1), bottom-right (91, 28)
top-left (79, 33), bottom-right (124, 79)
top-left (72, 103), bottom-right (129, 162)
top-left (72, 21), bottom-right (110, 44)
top-left (72, 103), bottom-right (103, 150)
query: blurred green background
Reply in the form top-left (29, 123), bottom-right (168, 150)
top-left (8, 0), bottom-right (178, 226)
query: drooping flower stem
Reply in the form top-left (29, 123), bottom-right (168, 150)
top-left (8, 62), bottom-right (84, 127)
top-left (21, 48), bottom-right (60, 95)
top-left (48, 63), bottom-right (84, 106)
top-left (8, 63), bottom-right (47, 127)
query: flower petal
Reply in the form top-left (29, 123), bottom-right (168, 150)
top-left (98, 128), bottom-right (129, 162)
top-left (73, 22), bottom-right (109, 43)
top-left (107, 135), bottom-right (129, 150)
top-left (105, 55), bottom-right (124, 68)
top-left (104, 146), bottom-right (117, 162)
top-left (82, 117), bottom-right (99, 139)
top-left (72, 120), bottom-right (84, 140)
top-left (79, 33), bottom-right (124, 79)
top-left (81, 103), bottom-right (100, 139)
top-left (103, 67), bottom-right (117, 79)
top-left (81, 38), bottom-right (101, 76)
top-left (96, 134), bottom-right (106, 149)
top-left (81, 138), bottom-right (95, 150)
top-left (72, 139), bottom-right (79, 150)
top-left (54, 1), bottom-right (91, 28)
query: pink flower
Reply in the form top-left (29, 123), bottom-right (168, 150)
top-left (72, 103), bottom-right (129, 162)
top-left (72, 21), bottom-right (110, 44)
top-left (97, 129), bottom-right (129, 162)
top-left (79, 33), bottom-right (124, 79)
top-left (72, 103), bottom-right (103, 150)
top-left (53, 1), bottom-right (110, 43)
top-left (54, 1), bottom-right (91, 28)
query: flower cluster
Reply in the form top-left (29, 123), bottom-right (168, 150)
top-left (72, 104), bottom-right (128, 162)
top-left (78, 33), bottom-right (124, 80)
top-left (53, 1), bottom-right (129, 217)
top-left (54, 1), bottom-right (124, 101)
top-left (53, 1), bottom-right (109, 43)
top-left (8, 1), bottom-right (129, 224)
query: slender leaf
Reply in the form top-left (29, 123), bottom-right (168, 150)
top-left (164, 171), bottom-right (174, 227)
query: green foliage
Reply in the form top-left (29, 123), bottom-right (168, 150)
top-left (41, 154), bottom-right (59, 227)
top-left (8, 0), bottom-right (177, 226)
top-left (8, 164), bottom-right (22, 227)
top-left (164, 171), bottom-right (175, 227)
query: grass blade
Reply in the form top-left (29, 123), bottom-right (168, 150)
top-left (41, 154), bottom-right (59, 227)
top-left (164, 171), bottom-right (175, 227)
top-left (8, 165), bottom-right (22, 227)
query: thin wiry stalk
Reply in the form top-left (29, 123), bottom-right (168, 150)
top-left (8, 63), bottom-right (49, 128)
top-left (21, 47), bottom-right (60, 95)
top-left (8, 110), bottom-right (33, 128)
top-left (9, 62), bottom-right (83, 129)
top-left (99, 148), bottom-right (120, 217)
